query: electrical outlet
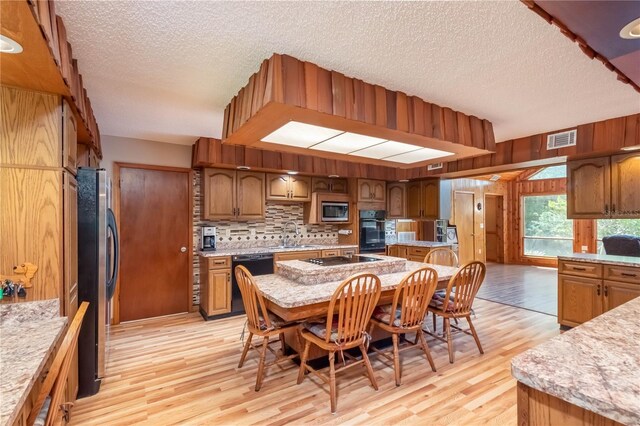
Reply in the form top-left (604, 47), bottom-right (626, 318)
top-left (581, 245), bottom-right (588, 253)
top-left (225, 228), bottom-right (231, 237)
top-left (250, 229), bottom-right (256, 237)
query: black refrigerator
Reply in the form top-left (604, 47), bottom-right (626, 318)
top-left (77, 168), bottom-right (119, 397)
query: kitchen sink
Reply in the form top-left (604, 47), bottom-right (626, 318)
top-left (272, 244), bottom-right (320, 249)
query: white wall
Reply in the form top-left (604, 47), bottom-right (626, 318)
top-left (100, 135), bottom-right (193, 176)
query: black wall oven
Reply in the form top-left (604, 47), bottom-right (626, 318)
top-left (359, 210), bottom-right (386, 253)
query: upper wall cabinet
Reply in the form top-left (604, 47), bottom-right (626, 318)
top-left (387, 183), bottom-right (406, 219)
top-left (406, 179), bottom-right (440, 220)
top-left (358, 179), bottom-right (386, 204)
top-left (203, 168), bottom-right (265, 220)
top-left (567, 153), bottom-right (640, 219)
top-left (312, 177), bottom-right (348, 194)
top-left (266, 174), bottom-right (311, 202)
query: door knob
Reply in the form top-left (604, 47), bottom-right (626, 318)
top-left (180, 247), bottom-right (187, 253)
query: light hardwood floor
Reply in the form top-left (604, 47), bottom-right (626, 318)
top-left (69, 299), bottom-right (559, 425)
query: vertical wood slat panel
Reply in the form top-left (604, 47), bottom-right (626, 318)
top-left (344, 76), bottom-right (355, 120)
top-left (363, 83), bottom-right (376, 125)
top-left (456, 112), bottom-right (472, 147)
top-left (623, 114), bottom-right (640, 148)
top-left (317, 67), bottom-right (333, 115)
top-left (331, 71), bottom-right (346, 118)
top-left (412, 97), bottom-right (425, 136)
top-left (396, 92), bottom-right (408, 132)
top-left (442, 107), bottom-right (458, 143)
top-left (385, 89), bottom-right (397, 130)
top-left (374, 85), bottom-right (387, 127)
top-left (353, 79), bottom-right (365, 122)
top-left (304, 62), bottom-right (319, 111)
top-left (469, 116), bottom-right (485, 150)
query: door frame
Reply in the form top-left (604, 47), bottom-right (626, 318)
top-left (112, 162), bottom-right (194, 324)
top-left (484, 193), bottom-right (505, 263)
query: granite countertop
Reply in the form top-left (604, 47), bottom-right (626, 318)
top-left (386, 241), bottom-right (452, 248)
top-left (198, 244), bottom-right (358, 257)
top-left (558, 253), bottom-right (640, 267)
top-left (255, 261), bottom-right (458, 308)
top-left (511, 297), bottom-right (640, 425)
top-left (277, 255), bottom-right (407, 285)
top-left (0, 299), bottom-right (67, 426)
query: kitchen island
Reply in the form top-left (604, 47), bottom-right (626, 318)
top-left (512, 296), bottom-right (640, 426)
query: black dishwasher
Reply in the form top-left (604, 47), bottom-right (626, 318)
top-left (230, 253), bottom-right (274, 314)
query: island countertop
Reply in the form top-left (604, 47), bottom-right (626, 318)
top-left (511, 297), bottom-right (640, 425)
top-left (558, 252), bottom-right (640, 267)
top-left (254, 259), bottom-right (458, 308)
top-left (198, 243), bottom-right (358, 258)
top-left (0, 299), bottom-right (66, 426)
top-left (386, 241), bottom-right (452, 248)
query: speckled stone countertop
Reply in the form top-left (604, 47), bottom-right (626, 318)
top-left (386, 241), bottom-right (452, 248)
top-left (198, 244), bottom-right (358, 258)
top-left (0, 299), bottom-right (66, 426)
top-left (558, 253), bottom-right (640, 267)
top-left (277, 255), bottom-right (407, 285)
top-left (255, 261), bottom-right (458, 308)
top-left (511, 297), bottom-right (640, 425)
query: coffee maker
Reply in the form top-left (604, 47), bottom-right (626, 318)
top-left (200, 226), bottom-right (217, 251)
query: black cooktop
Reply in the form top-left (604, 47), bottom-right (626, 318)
top-left (304, 255), bottom-right (382, 266)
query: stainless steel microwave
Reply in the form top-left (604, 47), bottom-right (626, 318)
top-left (321, 201), bottom-right (350, 222)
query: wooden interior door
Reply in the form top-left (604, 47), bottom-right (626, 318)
top-left (484, 194), bottom-right (504, 263)
top-left (118, 165), bottom-right (191, 322)
top-left (454, 191), bottom-right (475, 264)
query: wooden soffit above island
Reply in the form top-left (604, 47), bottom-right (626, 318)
top-left (221, 53), bottom-right (496, 169)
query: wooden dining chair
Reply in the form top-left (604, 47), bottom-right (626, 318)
top-left (369, 266), bottom-right (438, 386)
top-left (235, 265), bottom-right (300, 391)
top-left (28, 302), bottom-right (89, 426)
top-left (424, 247), bottom-right (459, 267)
top-left (424, 261), bottom-right (486, 363)
top-left (297, 273), bottom-right (381, 413)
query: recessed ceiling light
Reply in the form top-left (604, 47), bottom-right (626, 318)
top-left (398, 179), bottom-right (410, 182)
top-left (237, 165), bottom-right (251, 170)
top-left (621, 144), bottom-right (640, 151)
top-left (0, 35), bottom-right (23, 54)
top-left (620, 17), bottom-right (640, 39)
top-left (310, 132), bottom-right (386, 154)
top-left (262, 121), bottom-right (343, 148)
top-left (328, 175), bottom-right (340, 178)
top-left (287, 170), bottom-right (298, 175)
top-left (384, 147), bottom-right (453, 164)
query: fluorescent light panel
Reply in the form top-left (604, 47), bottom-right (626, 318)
top-left (261, 121), bottom-right (453, 164)
top-left (310, 132), bottom-right (386, 154)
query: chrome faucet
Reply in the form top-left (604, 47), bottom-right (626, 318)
top-left (282, 221), bottom-right (300, 247)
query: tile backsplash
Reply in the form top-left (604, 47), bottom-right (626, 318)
top-left (191, 170), bottom-right (340, 305)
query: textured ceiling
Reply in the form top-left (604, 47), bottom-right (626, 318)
top-left (56, 1), bottom-right (640, 146)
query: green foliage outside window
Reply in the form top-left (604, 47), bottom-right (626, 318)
top-left (523, 195), bottom-right (573, 257)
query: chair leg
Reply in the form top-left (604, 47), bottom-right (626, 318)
top-left (238, 332), bottom-right (253, 368)
top-left (391, 333), bottom-right (401, 386)
top-left (360, 344), bottom-right (378, 391)
top-left (432, 312), bottom-right (437, 335)
top-left (467, 315), bottom-right (484, 355)
top-left (418, 330), bottom-right (437, 372)
top-left (445, 318), bottom-right (454, 363)
top-left (254, 336), bottom-right (269, 391)
top-left (279, 332), bottom-right (287, 356)
top-left (296, 339), bottom-right (311, 384)
top-left (329, 351), bottom-right (337, 413)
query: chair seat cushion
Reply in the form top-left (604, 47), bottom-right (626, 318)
top-left (258, 311), bottom-right (293, 330)
top-left (372, 304), bottom-right (403, 327)
top-left (429, 289), bottom-right (455, 312)
top-left (302, 317), bottom-right (340, 342)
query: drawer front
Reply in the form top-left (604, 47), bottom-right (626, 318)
top-left (322, 249), bottom-right (340, 257)
top-left (603, 264), bottom-right (640, 284)
top-left (408, 255), bottom-right (425, 262)
top-left (341, 248), bottom-right (358, 256)
top-left (408, 246), bottom-right (430, 258)
top-left (207, 256), bottom-right (231, 270)
top-left (558, 260), bottom-right (602, 278)
top-left (275, 250), bottom-right (322, 262)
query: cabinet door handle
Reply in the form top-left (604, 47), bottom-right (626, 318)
top-left (621, 272), bottom-right (637, 277)
top-left (571, 267), bottom-right (587, 271)
top-left (604, 285), bottom-right (608, 297)
top-left (596, 284), bottom-right (601, 296)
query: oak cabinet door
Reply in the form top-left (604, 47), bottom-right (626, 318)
top-left (421, 180), bottom-right (440, 220)
top-left (558, 275), bottom-right (603, 327)
top-left (603, 280), bottom-right (640, 312)
top-left (567, 157), bottom-right (610, 218)
top-left (203, 169), bottom-right (236, 220)
top-left (371, 180), bottom-right (386, 202)
top-left (289, 175), bottom-right (311, 202)
top-left (386, 183), bottom-right (406, 218)
top-left (329, 178), bottom-right (348, 194)
top-left (266, 174), bottom-right (290, 201)
top-left (358, 179), bottom-right (373, 202)
top-left (406, 182), bottom-right (423, 219)
top-left (611, 152), bottom-right (640, 218)
top-left (237, 171), bottom-right (265, 220)
top-left (206, 270), bottom-right (231, 315)
top-left (312, 177), bottom-right (331, 193)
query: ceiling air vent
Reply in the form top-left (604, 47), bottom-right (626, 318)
top-left (427, 163), bottom-right (443, 170)
top-left (547, 129), bottom-right (577, 150)
top-left (489, 175), bottom-right (501, 182)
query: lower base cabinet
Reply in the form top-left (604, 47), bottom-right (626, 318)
top-left (199, 256), bottom-right (231, 317)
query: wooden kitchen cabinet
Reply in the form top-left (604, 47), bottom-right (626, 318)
top-left (312, 177), bottom-right (348, 194)
top-left (273, 250), bottom-right (322, 272)
top-left (406, 179), bottom-right (440, 220)
top-left (567, 157), bottom-right (611, 218)
top-left (558, 258), bottom-right (640, 327)
top-left (340, 247), bottom-right (358, 256)
top-left (199, 256), bottom-right (232, 318)
top-left (62, 99), bottom-right (77, 174)
top-left (266, 174), bottom-right (311, 202)
top-left (203, 168), bottom-right (265, 220)
top-left (357, 179), bottom-right (386, 203)
top-left (63, 173), bottom-right (79, 402)
top-left (610, 152), bottom-right (640, 217)
top-left (386, 183), bottom-right (406, 218)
